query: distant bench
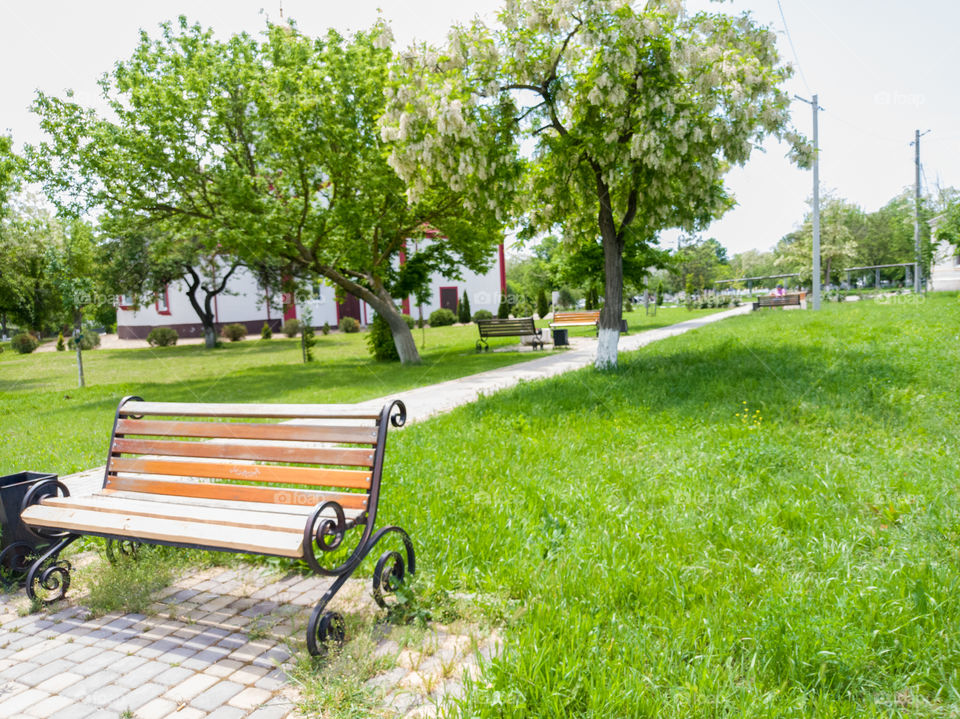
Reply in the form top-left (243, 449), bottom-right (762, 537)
top-left (17, 396), bottom-right (415, 656)
top-left (549, 310), bottom-right (601, 329)
top-left (476, 317), bottom-right (544, 351)
top-left (753, 294), bottom-right (802, 310)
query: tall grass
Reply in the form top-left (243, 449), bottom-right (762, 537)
top-left (376, 294), bottom-right (960, 716)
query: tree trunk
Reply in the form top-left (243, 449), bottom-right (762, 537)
top-left (824, 256), bottom-right (832, 290)
top-left (1, 312), bottom-right (7, 339)
top-left (73, 310), bottom-right (85, 388)
top-left (596, 185), bottom-right (624, 370)
top-left (203, 324), bottom-right (218, 349)
top-left (318, 268), bottom-right (422, 364)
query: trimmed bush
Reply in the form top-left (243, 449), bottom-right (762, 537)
top-left (428, 308), bottom-right (456, 327)
top-left (321, 322), bottom-right (331, 335)
top-left (68, 331), bottom-right (101, 351)
top-left (472, 309), bottom-right (493, 322)
top-left (514, 300), bottom-right (533, 318)
top-left (282, 319), bottom-right (301, 337)
top-left (401, 314), bottom-right (416, 329)
top-left (222, 323), bottom-right (247, 342)
top-left (11, 333), bottom-right (38, 354)
top-left (260, 322), bottom-right (272, 340)
top-left (339, 316), bottom-right (360, 333)
top-left (56, 332), bottom-right (66, 351)
top-left (536, 288), bottom-right (549, 318)
top-left (366, 313), bottom-right (399, 361)
top-left (497, 294), bottom-right (510, 319)
top-left (458, 292), bottom-right (471, 323)
top-left (147, 327), bottom-right (178, 347)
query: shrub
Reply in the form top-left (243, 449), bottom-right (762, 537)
top-left (282, 319), bottom-right (301, 337)
top-left (536, 288), bottom-right (549, 318)
top-left (260, 322), bottom-right (272, 340)
top-left (428, 308), bottom-right (456, 327)
top-left (497, 294), bottom-right (510, 319)
top-left (11, 333), bottom-right (38, 354)
top-left (514, 300), bottom-right (533, 317)
top-left (401, 314), bottom-right (416, 329)
top-left (68, 331), bottom-right (100, 350)
top-left (56, 332), bottom-right (65, 351)
top-left (339, 316), bottom-right (360, 333)
top-left (147, 327), bottom-right (178, 347)
top-left (472, 309), bottom-right (493, 322)
top-left (321, 322), bottom-right (331, 335)
top-left (458, 292), bottom-right (471, 323)
top-left (366, 313), bottom-right (399, 361)
top-left (222, 323), bottom-right (247, 341)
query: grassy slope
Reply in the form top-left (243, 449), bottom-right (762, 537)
top-left (379, 294), bottom-right (960, 717)
top-left (0, 307), bottom-right (717, 476)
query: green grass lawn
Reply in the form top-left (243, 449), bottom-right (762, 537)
top-left (372, 293), bottom-right (960, 717)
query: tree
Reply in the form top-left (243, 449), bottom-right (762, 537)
top-left (458, 290), bottom-right (471, 323)
top-left (0, 196), bottom-right (60, 336)
top-left (45, 219), bottom-right (98, 387)
top-left (776, 193), bottom-right (861, 287)
top-left (30, 18), bottom-right (505, 364)
top-left (536, 287), bottom-right (549, 318)
top-left (384, 0), bottom-right (806, 368)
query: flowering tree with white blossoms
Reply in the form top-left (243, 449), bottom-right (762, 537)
top-left (383, 0), bottom-right (810, 368)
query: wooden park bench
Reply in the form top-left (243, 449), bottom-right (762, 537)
top-left (549, 310), bottom-right (600, 331)
top-left (16, 396), bottom-right (415, 656)
top-left (476, 317), bottom-right (544, 351)
top-left (752, 294), bottom-right (802, 310)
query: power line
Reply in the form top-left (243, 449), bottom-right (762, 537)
top-left (776, 0), bottom-right (812, 93)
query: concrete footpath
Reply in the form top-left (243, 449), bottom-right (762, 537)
top-left (0, 306), bottom-right (749, 719)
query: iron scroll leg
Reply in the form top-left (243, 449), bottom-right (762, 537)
top-left (25, 534), bottom-right (78, 604)
top-left (305, 525), bottom-right (415, 657)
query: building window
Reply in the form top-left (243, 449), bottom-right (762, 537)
top-left (311, 279), bottom-right (323, 301)
top-left (156, 287), bottom-right (171, 315)
top-left (119, 295), bottom-right (135, 310)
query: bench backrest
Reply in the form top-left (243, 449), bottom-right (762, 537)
top-left (102, 397), bottom-right (405, 514)
top-left (552, 311), bottom-right (600, 323)
top-left (756, 294), bottom-right (801, 306)
top-left (477, 317), bottom-right (537, 338)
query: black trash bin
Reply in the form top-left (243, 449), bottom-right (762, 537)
top-left (553, 328), bottom-right (569, 346)
top-left (0, 472), bottom-right (57, 582)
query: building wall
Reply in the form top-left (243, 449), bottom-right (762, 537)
top-left (930, 240), bottom-right (960, 291)
top-left (117, 245), bottom-right (506, 338)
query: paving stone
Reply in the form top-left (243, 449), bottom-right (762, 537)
top-left (60, 671), bottom-right (121, 700)
top-left (202, 658), bottom-right (244, 678)
top-left (164, 671), bottom-right (219, 702)
top-left (152, 664), bottom-right (195, 687)
top-left (204, 708), bottom-right (245, 719)
top-left (0, 660), bottom-right (41, 681)
top-left (253, 668), bottom-right (287, 692)
top-left (246, 705), bottom-right (293, 719)
top-left (80, 682), bottom-right (130, 708)
top-left (25, 693), bottom-right (74, 718)
top-left (191, 680), bottom-right (245, 711)
top-left (61, 646), bottom-right (101, 664)
top-left (133, 697), bottom-right (181, 719)
top-left (47, 703), bottom-right (98, 719)
top-left (365, 666), bottom-right (409, 694)
top-left (181, 646), bottom-right (232, 670)
top-left (34, 671), bottom-right (84, 693)
top-left (72, 649), bottom-right (127, 676)
top-left (0, 688), bottom-right (50, 718)
top-left (106, 652), bottom-right (148, 675)
top-left (116, 659), bottom-right (168, 688)
top-left (228, 685), bottom-right (273, 710)
top-left (229, 664), bottom-right (269, 685)
top-left (156, 644), bottom-right (198, 664)
top-left (106, 681), bottom-right (165, 712)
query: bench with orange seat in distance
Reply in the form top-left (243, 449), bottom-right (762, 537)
top-left (549, 310), bottom-right (601, 333)
top-left (17, 396), bottom-right (415, 656)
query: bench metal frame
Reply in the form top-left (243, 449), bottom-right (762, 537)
top-left (476, 317), bottom-right (544, 351)
top-left (18, 396), bottom-right (415, 656)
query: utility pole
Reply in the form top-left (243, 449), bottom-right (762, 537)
top-left (911, 129), bottom-right (930, 293)
top-left (796, 94), bottom-right (822, 310)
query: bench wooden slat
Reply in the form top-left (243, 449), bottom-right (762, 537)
top-left (40, 495), bottom-right (361, 532)
top-left (550, 310), bottom-right (600, 327)
top-left (121, 401), bottom-right (384, 421)
top-left (101, 489), bottom-right (352, 515)
top-left (103, 476), bottom-right (369, 510)
top-left (115, 419), bottom-right (379, 445)
top-left (21, 504), bottom-right (305, 557)
top-left (109, 457), bottom-right (371, 489)
top-left (112, 438), bottom-right (375, 467)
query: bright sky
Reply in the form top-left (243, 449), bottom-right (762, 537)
top-left (2, 0), bottom-right (957, 255)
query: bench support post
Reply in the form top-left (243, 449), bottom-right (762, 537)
top-left (25, 534), bottom-right (78, 604)
top-left (306, 524), bottom-right (415, 656)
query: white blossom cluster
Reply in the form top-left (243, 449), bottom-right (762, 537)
top-left (380, 0), bottom-right (804, 234)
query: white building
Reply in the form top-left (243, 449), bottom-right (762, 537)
top-left (117, 245), bottom-right (507, 339)
top-left (930, 239), bottom-right (960, 291)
